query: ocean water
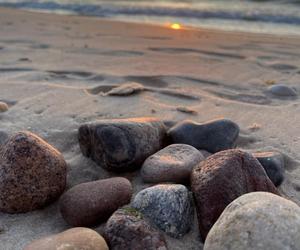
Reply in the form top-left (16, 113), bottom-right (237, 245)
top-left (0, 0), bottom-right (300, 36)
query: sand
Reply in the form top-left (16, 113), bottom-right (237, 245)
top-left (0, 6), bottom-right (300, 249)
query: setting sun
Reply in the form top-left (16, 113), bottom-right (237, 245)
top-left (170, 23), bottom-right (181, 30)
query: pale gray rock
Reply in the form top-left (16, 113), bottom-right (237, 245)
top-left (268, 84), bottom-right (297, 97)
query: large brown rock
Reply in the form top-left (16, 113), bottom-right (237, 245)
top-left (24, 227), bottom-right (109, 250)
top-left (105, 208), bottom-right (167, 250)
top-left (78, 117), bottom-right (167, 172)
top-left (0, 131), bottom-right (67, 213)
top-left (59, 177), bottom-right (133, 226)
top-left (191, 149), bottom-right (279, 240)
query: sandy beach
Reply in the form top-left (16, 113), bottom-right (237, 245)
top-left (0, 6), bottom-right (300, 249)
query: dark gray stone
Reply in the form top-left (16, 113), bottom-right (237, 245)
top-left (141, 144), bottom-right (204, 184)
top-left (78, 117), bottom-right (167, 172)
top-left (132, 184), bottom-right (193, 238)
top-left (253, 151), bottom-right (284, 186)
top-left (0, 131), bottom-right (67, 213)
top-left (105, 208), bottom-right (167, 250)
top-left (167, 119), bottom-right (239, 153)
top-left (268, 84), bottom-right (297, 97)
top-left (204, 192), bottom-right (300, 250)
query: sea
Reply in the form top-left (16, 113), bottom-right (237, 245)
top-left (0, 0), bottom-right (300, 36)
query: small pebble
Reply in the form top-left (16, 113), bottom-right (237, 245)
top-left (268, 84), bottom-right (297, 97)
top-left (0, 102), bottom-right (8, 112)
top-left (132, 184), bottom-right (193, 238)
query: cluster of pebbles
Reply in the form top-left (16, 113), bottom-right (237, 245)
top-left (0, 117), bottom-right (298, 250)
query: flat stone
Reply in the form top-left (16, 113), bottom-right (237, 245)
top-left (191, 149), bottom-right (279, 240)
top-left (105, 208), bottom-right (167, 250)
top-left (132, 184), bottom-right (193, 238)
top-left (204, 192), bottom-right (300, 250)
top-left (253, 151), bottom-right (284, 186)
top-left (0, 131), bottom-right (67, 213)
top-left (141, 144), bottom-right (204, 184)
top-left (24, 227), bottom-right (109, 250)
top-left (268, 84), bottom-right (297, 97)
top-left (59, 177), bottom-right (132, 226)
top-left (167, 119), bottom-right (239, 153)
top-left (78, 117), bottom-right (167, 172)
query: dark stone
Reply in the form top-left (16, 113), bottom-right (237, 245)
top-left (24, 227), bottom-right (109, 250)
top-left (59, 177), bottom-right (132, 226)
top-left (78, 117), bottom-right (167, 172)
top-left (141, 144), bottom-right (204, 184)
top-left (268, 84), bottom-right (297, 97)
top-left (191, 149), bottom-right (279, 240)
top-left (253, 151), bottom-right (284, 186)
top-left (167, 119), bottom-right (239, 153)
top-left (105, 208), bottom-right (167, 250)
top-left (0, 131), bottom-right (67, 213)
top-left (132, 184), bottom-right (193, 238)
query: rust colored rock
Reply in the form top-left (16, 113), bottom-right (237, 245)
top-left (0, 131), bottom-right (67, 213)
top-left (191, 149), bottom-right (279, 240)
top-left (24, 227), bottom-right (109, 250)
top-left (105, 208), bottom-right (168, 250)
top-left (78, 117), bottom-right (167, 172)
top-left (59, 177), bottom-right (133, 226)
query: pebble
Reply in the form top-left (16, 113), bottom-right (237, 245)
top-left (204, 192), bottom-right (300, 250)
top-left (105, 208), bottom-right (167, 250)
top-left (24, 227), bottom-right (109, 250)
top-left (191, 149), bottom-right (279, 240)
top-left (268, 84), bottom-right (297, 97)
top-left (59, 177), bottom-right (132, 226)
top-left (0, 131), bottom-right (67, 213)
top-left (168, 119), bottom-right (239, 153)
top-left (78, 117), bottom-right (167, 172)
top-left (253, 151), bottom-right (284, 186)
top-left (0, 101), bottom-right (8, 112)
top-left (132, 184), bottom-right (193, 238)
top-left (141, 144), bottom-right (204, 184)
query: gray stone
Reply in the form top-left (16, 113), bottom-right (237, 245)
top-left (105, 208), bottom-right (167, 250)
top-left (167, 119), bottom-right (239, 153)
top-left (268, 84), bottom-right (297, 97)
top-left (132, 184), bottom-right (193, 238)
top-left (59, 177), bottom-right (133, 226)
top-left (78, 117), bottom-right (167, 172)
top-left (0, 131), bottom-right (67, 213)
top-left (204, 192), bottom-right (300, 250)
top-left (253, 151), bottom-right (284, 186)
top-left (24, 227), bottom-right (109, 250)
top-left (141, 144), bottom-right (204, 184)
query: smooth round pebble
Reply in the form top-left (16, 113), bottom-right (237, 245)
top-left (105, 208), bottom-right (167, 250)
top-left (204, 192), bottom-right (300, 250)
top-left (253, 151), bottom-right (284, 186)
top-left (132, 184), bottom-right (193, 238)
top-left (0, 101), bottom-right (8, 112)
top-left (168, 119), bottom-right (239, 153)
top-left (141, 144), bottom-right (204, 184)
top-left (191, 149), bottom-right (279, 240)
top-left (24, 227), bottom-right (109, 250)
top-left (0, 131), bottom-right (67, 213)
top-left (268, 84), bottom-right (297, 97)
top-left (78, 117), bottom-right (167, 172)
top-left (59, 177), bottom-right (133, 226)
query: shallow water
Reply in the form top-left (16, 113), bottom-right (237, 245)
top-left (0, 0), bottom-right (300, 36)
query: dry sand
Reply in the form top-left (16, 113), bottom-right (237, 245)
top-left (0, 7), bottom-right (300, 249)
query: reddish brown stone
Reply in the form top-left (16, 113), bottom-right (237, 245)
top-left (0, 131), bottom-right (67, 213)
top-left (59, 177), bottom-right (133, 226)
top-left (191, 149), bottom-right (279, 240)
